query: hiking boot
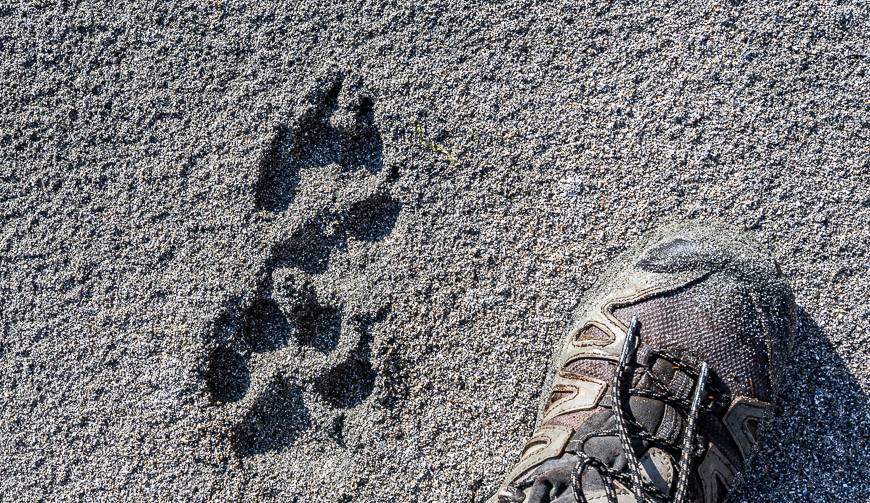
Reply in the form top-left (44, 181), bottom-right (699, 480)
top-left (492, 222), bottom-right (795, 503)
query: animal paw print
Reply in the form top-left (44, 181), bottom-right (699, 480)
top-left (204, 74), bottom-right (400, 457)
top-left (254, 74), bottom-right (385, 214)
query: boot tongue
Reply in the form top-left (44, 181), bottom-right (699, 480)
top-left (570, 393), bottom-right (668, 495)
top-left (579, 354), bottom-right (681, 462)
top-left (511, 356), bottom-right (686, 500)
top-left (582, 397), bottom-right (666, 469)
top-left (573, 355), bottom-right (687, 498)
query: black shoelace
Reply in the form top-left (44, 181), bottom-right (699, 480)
top-left (571, 317), bottom-right (713, 503)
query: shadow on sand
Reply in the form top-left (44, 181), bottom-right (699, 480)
top-left (730, 307), bottom-right (870, 502)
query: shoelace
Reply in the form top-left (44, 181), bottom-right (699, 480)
top-left (571, 317), bottom-right (711, 503)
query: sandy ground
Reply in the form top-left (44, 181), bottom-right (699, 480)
top-left (1, 1), bottom-right (868, 501)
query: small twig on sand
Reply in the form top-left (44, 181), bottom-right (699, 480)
top-left (414, 123), bottom-right (460, 168)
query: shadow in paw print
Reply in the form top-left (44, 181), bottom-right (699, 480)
top-left (255, 124), bottom-right (298, 214)
top-left (254, 78), bottom-right (383, 213)
top-left (337, 96), bottom-right (383, 174)
top-left (729, 307), bottom-right (870, 502)
top-left (270, 218), bottom-right (337, 274)
top-left (232, 378), bottom-right (311, 457)
top-left (344, 192), bottom-right (402, 242)
top-left (270, 191), bottom-right (402, 275)
top-left (314, 308), bottom-right (387, 409)
top-left (243, 297), bottom-right (291, 353)
top-left (282, 280), bottom-right (342, 353)
top-left (378, 334), bottom-right (409, 410)
top-left (295, 305), bottom-right (341, 354)
top-left (268, 276), bottom-right (343, 354)
top-left (292, 84), bottom-right (383, 176)
top-left (316, 357), bottom-right (376, 409)
top-left (206, 347), bottom-right (250, 403)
